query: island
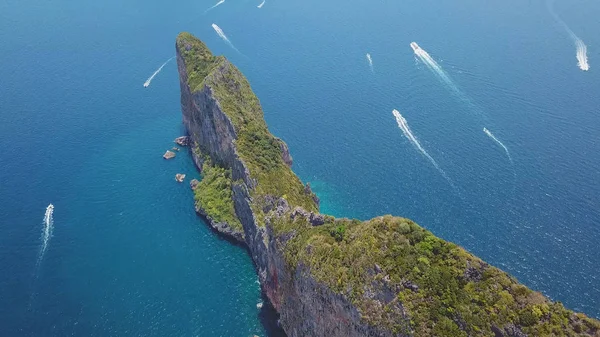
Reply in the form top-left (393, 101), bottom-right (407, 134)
top-left (175, 32), bottom-right (600, 336)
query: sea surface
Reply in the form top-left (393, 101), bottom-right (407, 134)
top-left (1, 0), bottom-right (599, 335)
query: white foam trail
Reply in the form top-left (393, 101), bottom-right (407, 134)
top-left (411, 42), bottom-right (486, 119)
top-left (411, 42), bottom-right (462, 95)
top-left (204, 0), bottom-right (225, 13)
top-left (366, 53), bottom-right (373, 72)
top-left (257, 0), bottom-right (265, 8)
top-left (574, 38), bottom-right (590, 71)
top-left (547, 0), bottom-right (589, 71)
top-left (143, 57), bottom-right (174, 88)
top-left (211, 23), bottom-right (230, 43)
top-left (212, 23), bottom-right (241, 53)
top-left (38, 204), bottom-right (54, 264)
top-left (392, 110), bottom-right (453, 185)
top-left (483, 127), bottom-right (512, 162)
top-left (28, 204), bottom-right (55, 310)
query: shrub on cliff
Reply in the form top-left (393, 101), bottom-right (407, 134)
top-left (193, 159), bottom-right (242, 231)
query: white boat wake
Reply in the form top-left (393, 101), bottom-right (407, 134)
top-left (411, 42), bottom-right (487, 119)
top-left (37, 204), bottom-right (54, 266)
top-left (411, 42), bottom-right (462, 95)
top-left (212, 24), bottom-right (241, 54)
top-left (205, 0), bottom-right (225, 13)
top-left (574, 38), bottom-right (590, 72)
top-left (547, 0), bottom-right (589, 71)
top-left (143, 57), bottom-right (174, 88)
top-left (392, 110), bottom-right (454, 186)
top-left (483, 127), bottom-right (512, 162)
top-left (484, 127), bottom-right (517, 195)
top-left (27, 204), bottom-right (55, 310)
top-left (257, 0), bottom-right (265, 8)
top-left (366, 53), bottom-right (373, 72)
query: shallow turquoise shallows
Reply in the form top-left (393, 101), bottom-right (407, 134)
top-left (1, 0), bottom-right (599, 335)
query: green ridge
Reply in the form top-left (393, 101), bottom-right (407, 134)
top-left (177, 32), bottom-right (600, 336)
top-left (177, 32), bottom-right (318, 224)
top-left (273, 214), bottom-right (600, 336)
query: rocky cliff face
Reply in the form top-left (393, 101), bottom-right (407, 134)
top-left (177, 41), bottom-right (251, 242)
top-left (176, 32), bottom-right (600, 337)
top-left (176, 33), bottom-right (393, 336)
top-left (177, 53), bottom-right (252, 188)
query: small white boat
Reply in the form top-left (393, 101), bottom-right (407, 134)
top-left (410, 42), bottom-right (420, 52)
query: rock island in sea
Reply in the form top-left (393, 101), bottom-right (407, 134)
top-left (175, 32), bottom-right (600, 336)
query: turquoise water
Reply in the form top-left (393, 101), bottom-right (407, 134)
top-left (1, 0), bottom-right (599, 334)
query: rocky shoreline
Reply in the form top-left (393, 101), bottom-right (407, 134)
top-left (175, 32), bottom-right (600, 337)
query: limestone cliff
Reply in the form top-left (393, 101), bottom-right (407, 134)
top-left (176, 32), bottom-right (600, 337)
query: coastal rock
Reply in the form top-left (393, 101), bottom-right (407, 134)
top-left (289, 207), bottom-right (324, 226)
top-left (171, 147), bottom-right (180, 151)
top-left (190, 178), bottom-right (200, 189)
top-left (175, 173), bottom-right (186, 182)
top-left (304, 182), bottom-right (320, 207)
top-left (163, 150), bottom-right (176, 159)
top-left (194, 200), bottom-right (245, 243)
top-left (176, 32), bottom-right (600, 337)
top-left (174, 136), bottom-right (190, 146)
top-left (309, 213), bottom-right (325, 226)
top-left (276, 137), bottom-right (293, 167)
top-left (290, 207), bottom-right (310, 220)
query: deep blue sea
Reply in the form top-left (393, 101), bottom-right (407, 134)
top-left (1, 0), bottom-right (599, 335)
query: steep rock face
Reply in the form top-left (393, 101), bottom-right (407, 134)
top-left (276, 137), bottom-right (293, 167)
top-left (177, 50), bottom-right (247, 241)
top-left (176, 33), bottom-right (389, 336)
top-left (176, 32), bottom-right (600, 337)
top-left (177, 53), bottom-right (250, 186)
top-left (262, 210), bottom-right (402, 337)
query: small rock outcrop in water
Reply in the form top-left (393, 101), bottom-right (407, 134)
top-left (189, 178), bottom-right (200, 189)
top-left (176, 32), bottom-right (600, 337)
top-left (174, 136), bottom-right (190, 146)
top-left (163, 150), bottom-right (176, 159)
top-left (175, 173), bottom-right (186, 182)
top-left (171, 147), bottom-right (180, 152)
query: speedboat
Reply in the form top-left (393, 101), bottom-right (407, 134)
top-left (410, 42), bottom-right (420, 52)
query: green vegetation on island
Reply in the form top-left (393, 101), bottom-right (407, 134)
top-left (177, 32), bottom-right (600, 336)
top-left (177, 32), bottom-right (224, 93)
top-left (193, 157), bottom-right (242, 231)
top-left (273, 214), bottom-right (600, 336)
top-left (177, 32), bottom-right (318, 225)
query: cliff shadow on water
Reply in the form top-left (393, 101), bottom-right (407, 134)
top-left (174, 32), bottom-right (600, 337)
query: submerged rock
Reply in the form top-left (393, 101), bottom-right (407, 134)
top-left (175, 173), bottom-right (186, 182)
top-left (163, 150), bottom-right (176, 159)
top-left (171, 147), bottom-right (180, 152)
